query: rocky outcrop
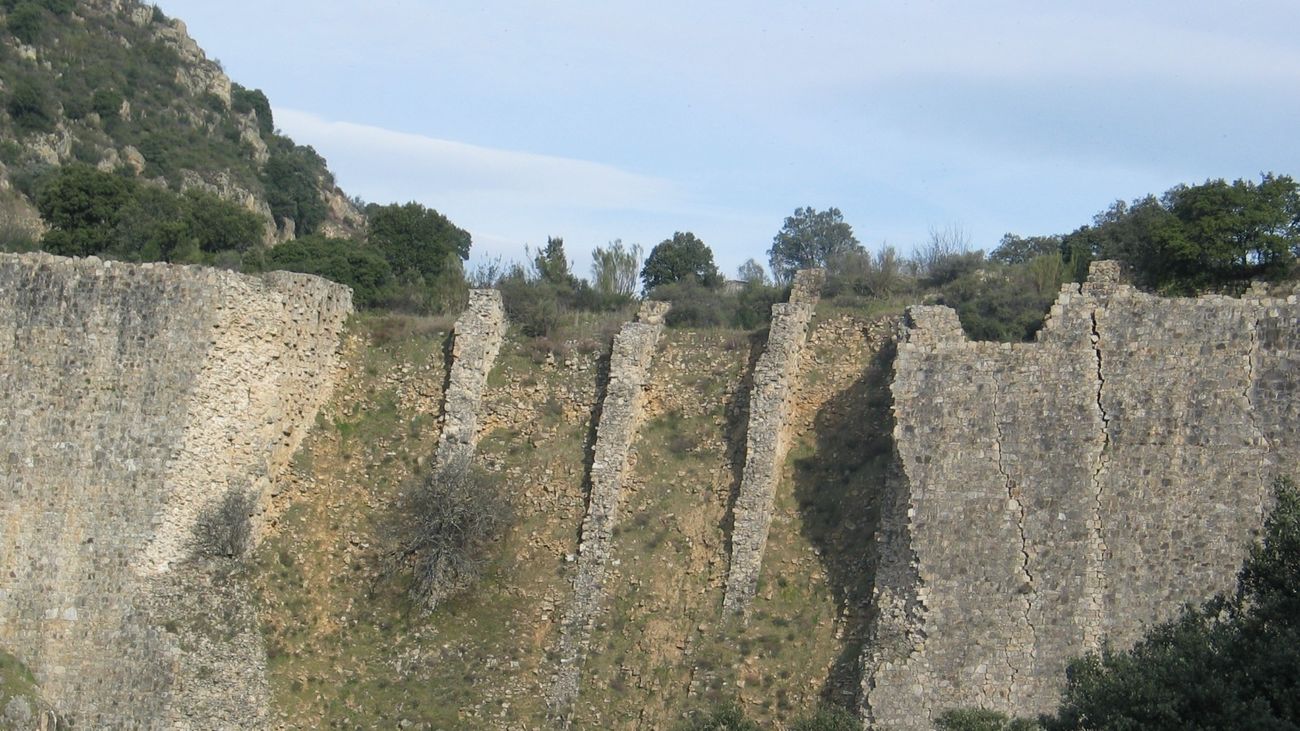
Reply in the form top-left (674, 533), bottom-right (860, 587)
top-left (0, 253), bottom-right (351, 728)
top-left (722, 269), bottom-right (824, 615)
top-left (861, 262), bottom-right (1300, 727)
top-left (434, 289), bottom-right (508, 468)
top-left (549, 301), bottom-right (670, 722)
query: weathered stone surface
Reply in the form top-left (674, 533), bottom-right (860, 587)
top-left (434, 289), bottom-right (507, 468)
top-left (862, 262), bottom-right (1300, 728)
top-left (723, 269), bottom-right (824, 615)
top-left (0, 253), bottom-right (351, 729)
top-left (549, 300), bottom-right (669, 721)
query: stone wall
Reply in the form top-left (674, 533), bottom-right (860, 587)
top-left (434, 289), bottom-right (507, 468)
top-left (549, 301), bottom-right (669, 721)
top-left (861, 262), bottom-right (1300, 727)
top-left (0, 253), bottom-right (351, 728)
top-left (722, 269), bottom-right (824, 615)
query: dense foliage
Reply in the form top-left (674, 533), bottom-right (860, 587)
top-left (33, 164), bottom-right (263, 263)
top-left (263, 140), bottom-right (331, 236)
top-left (0, 0), bottom-right (341, 237)
top-left (641, 231), bottom-right (721, 290)
top-left (768, 206), bottom-right (862, 284)
top-left (263, 235), bottom-right (394, 308)
top-left (1038, 477), bottom-right (1300, 730)
top-left (1060, 174), bottom-right (1300, 293)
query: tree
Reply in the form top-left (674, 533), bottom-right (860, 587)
top-left (736, 258), bottom-right (768, 285)
top-left (641, 231), bottom-right (720, 291)
top-left (6, 78), bottom-right (55, 134)
top-left (1062, 174), bottom-right (1300, 293)
top-left (991, 234), bottom-right (1064, 265)
top-left (37, 164), bottom-right (136, 256)
top-left (768, 206), bottom-right (862, 284)
top-left (35, 165), bottom-right (266, 263)
top-left (262, 141), bottom-right (330, 235)
top-left (592, 239), bottom-right (642, 296)
top-left (265, 235), bottom-right (394, 308)
top-left (387, 457), bottom-right (512, 612)
top-left (366, 201), bottom-right (471, 283)
top-left (532, 235), bottom-right (574, 286)
top-left (182, 189), bottom-right (263, 254)
top-left (915, 224), bottom-right (982, 286)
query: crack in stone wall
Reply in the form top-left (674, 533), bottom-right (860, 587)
top-left (722, 269), bottom-right (824, 616)
top-left (991, 386), bottom-right (1036, 697)
top-left (434, 289), bottom-right (507, 468)
top-left (1084, 307), bottom-right (1112, 650)
top-left (0, 253), bottom-right (352, 729)
top-left (548, 301), bottom-right (669, 724)
top-left (861, 262), bottom-right (1300, 728)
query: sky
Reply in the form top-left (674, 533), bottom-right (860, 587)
top-left (157, 0), bottom-right (1300, 279)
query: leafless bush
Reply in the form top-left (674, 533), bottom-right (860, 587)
top-left (914, 224), bottom-right (984, 286)
top-left (193, 489), bottom-right (254, 559)
top-left (390, 457), bottom-right (512, 611)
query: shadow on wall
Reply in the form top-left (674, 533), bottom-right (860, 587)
top-left (794, 337), bottom-right (898, 707)
top-left (719, 328), bottom-right (772, 591)
top-left (576, 344), bottom-right (614, 509)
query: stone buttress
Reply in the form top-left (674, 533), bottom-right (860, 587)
top-left (722, 269), bottom-right (824, 615)
top-left (549, 300), bottom-right (670, 722)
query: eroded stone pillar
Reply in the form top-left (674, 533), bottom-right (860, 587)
top-left (722, 269), bottom-right (824, 615)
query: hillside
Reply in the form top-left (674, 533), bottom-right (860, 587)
top-left (0, 0), bottom-right (363, 246)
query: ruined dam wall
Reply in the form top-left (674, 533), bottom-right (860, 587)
top-left (863, 262), bottom-right (1300, 728)
top-left (0, 253), bottom-right (351, 728)
top-left (723, 269), bottom-right (823, 615)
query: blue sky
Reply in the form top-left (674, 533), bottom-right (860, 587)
top-left (158, 0), bottom-right (1300, 278)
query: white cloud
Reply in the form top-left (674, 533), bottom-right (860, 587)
top-left (275, 109), bottom-right (679, 212)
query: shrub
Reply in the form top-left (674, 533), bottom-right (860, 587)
top-left (193, 489), bottom-right (255, 560)
top-left (7, 2), bottom-right (45, 45)
top-left (389, 457), bottom-right (512, 611)
top-left (497, 269), bottom-right (563, 337)
top-left (789, 704), bottom-right (862, 731)
top-left (6, 78), bottom-right (55, 134)
top-left (263, 140), bottom-right (329, 235)
top-left (676, 702), bottom-right (760, 731)
top-left (935, 709), bottom-right (1040, 731)
top-left (265, 235), bottom-right (395, 308)
top-left (653, 280), bottom-right (728, 328)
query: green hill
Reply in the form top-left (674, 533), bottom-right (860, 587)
top-left (0, 0), bottom-right (363, 247)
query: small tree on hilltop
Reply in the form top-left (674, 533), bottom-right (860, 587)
top-left (533, 235), bottom-right (575, 286)
top-left (641, 231), bottom-right (720, 291)
top-left (768, 206), bottom-right (862, 284)
top-left (737, 258), bottom-right (768, 286)
top-left (592, 239), bottom-right (642, 297)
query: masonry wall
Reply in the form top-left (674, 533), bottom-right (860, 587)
top-left (435, 288), bottom-right (507, 468)
top-left (723, 269), bottom-right (823, 615)
top-left (0, 253), bottom-right (351, 728)
top-left (862, 262), bottom-right (1300, 728)
top-left (549, 301), bottom-right (669, 721)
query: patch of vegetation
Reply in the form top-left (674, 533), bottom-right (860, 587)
top-left (677, 701), bottom-right (760, 730)
top-left (263, 234), bottom-right (394, 308)
top-left (35, 164), bottom-right (264, 263)
top-left (936, 708), bottom-right (1041, 731)
top-left (387, 457), bottom-right (513, 611)
top-left (192, 489), bottom-right (255, 560)
top-left (1039, 476), bottom-right (1300, 730)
